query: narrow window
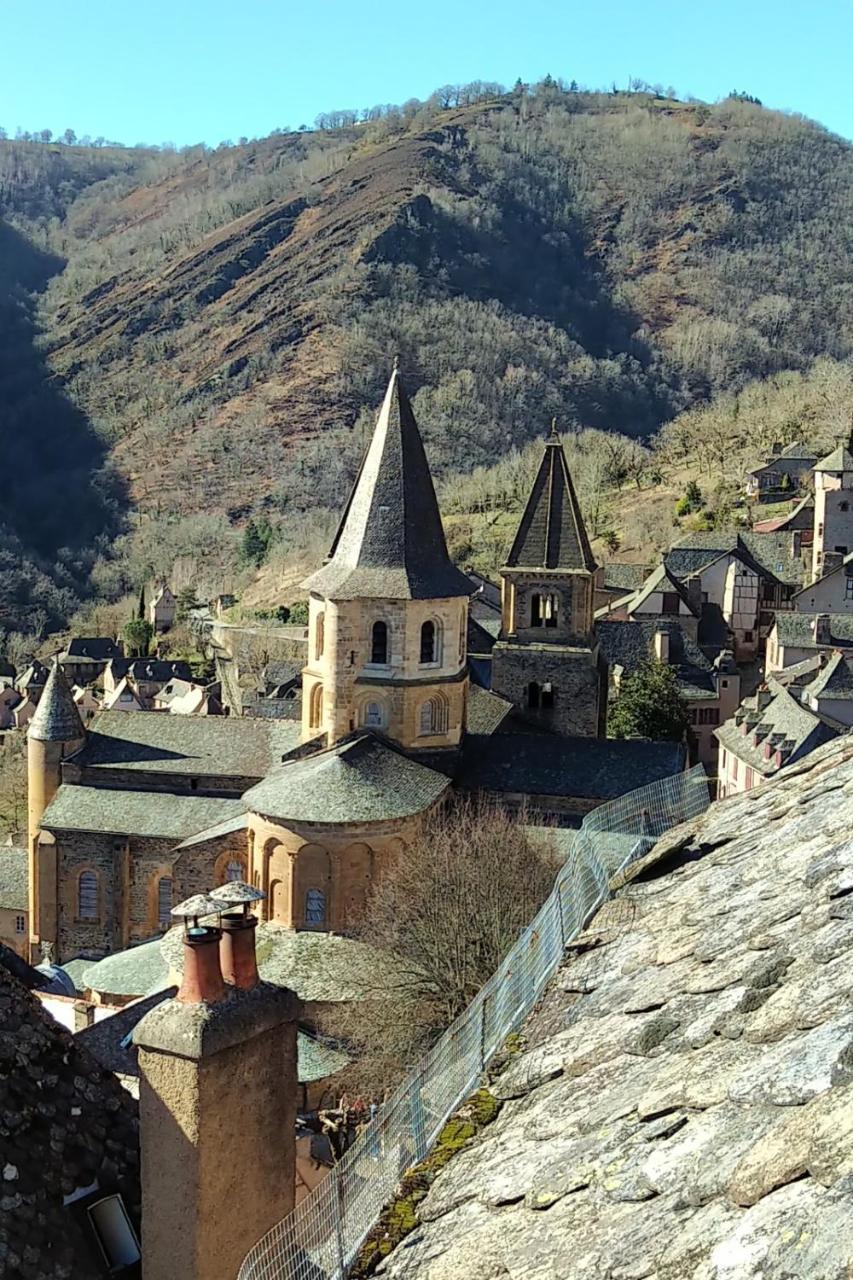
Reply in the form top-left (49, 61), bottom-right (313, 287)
top-left (364, 701), bottom-right (383, 728)
top-left (225, 860), bottom-right (243, 882)
top-left (157, 877), bottom-right (172, 927)
top-left (527, 681), bottom-right (540, 709)
top-left (15, 914), bottom-right (25, 934)
top-left (371, 620), bottom-right (388, 664)
top-left (309, 682), bottom-right (323, 729)
top-left (531, 594), bottom-right (543, 627)
top-left (78, 871), bottom-right (98, 920)
top-left (305, 888), bottom-right (326, 926)
top-left (541, 684), bottom-right (555, 709)
top-left (420, 620), bottom-right (436, 664)
top-left (420, 701), bottom-right (434, 735)
top-left (315, 611), bottom-right (325, 661)
top-left (544, 594), bottom-right (558, 628)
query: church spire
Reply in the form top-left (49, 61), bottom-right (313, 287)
top-left (505, 430), bottom-right (596, 573)
top-left (28, 661), bottom-right (84, 744)
top-left (303, 363), bottom-right (473, 601)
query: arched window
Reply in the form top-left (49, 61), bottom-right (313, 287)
top-left (420, 620), bottom-right (436, 664)
top-left (371, 620), bottom-right (388, 664)
top-left (544, 594), bottom-right (558, 628)
top-left (225, 860), bottom-right (243, 882)
top-left (419, 696), bottom-right (448, 736)
top-left (78, 871), bottom-right (98, 920)
top-left (305, 888), bottom-right (326, 927)
top-left (157, 877), bottom-right (172, 927)
top-left (309, 682), bottom-right (323, 729)
top-left (315, 611), bottom-right (325, 661)
top-left (527, 681), bottom-right (541, 709)
top-left (364, 701), bottom-right (384, 728)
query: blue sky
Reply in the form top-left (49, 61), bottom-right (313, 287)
top-left (4, 0), bottom-right (852, 145)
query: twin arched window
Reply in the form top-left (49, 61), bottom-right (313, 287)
top-left (305, 888), bottom-right (326, 926)
top-left (419, 695), bottom-right (448, 736)
top-left (78, 871), bottom-right (98, 920)
top-left (531, 593), bottom-right (559, 628)
top-left (371, 620), bottom-right (388, 664)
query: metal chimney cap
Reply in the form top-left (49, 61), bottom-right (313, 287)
top-left (209, 880), bottom-right (266, 906)
top-left (171, 892), bottom-right (223, 920)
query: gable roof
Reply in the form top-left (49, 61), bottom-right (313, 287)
top-left (41, 784), bottom-right (245, 840)
top-left (774, 612), bottom-right (853, 650)
top-left (814, 441), bottom-right (853, 473)
top-left (505, 429), bottom-right (596, 573)
top-left (63, 637), bottom-right (122, 662)
top-left (617, 563), bottom-right (696, 617)
top-left (302, 364), bottom-right (473, 601)
top-left (0, 963), bottom-right (140, 1279)
top-left (73, 709), bottom-right (301, 780)
top-left (803, 651), bottom-right (853, 702)
top-left (715, 681), bottom-right (837, 775)
top-left (380, 736), bottom-right (853, 1280)
top-left (28, 662), bottom-right (85, 743)
top-left (596, 619), bottom-right (716, 699)
top-left (243, 732), bottom-right (451, 824)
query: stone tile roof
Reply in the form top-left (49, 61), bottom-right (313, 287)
top-left (814, 441), bottom-right (853, 472)
top-left (804, 651), bottom-right (853, 701)
top-left (505, 430), bottom-right (596, 573)
top-left (63, 637), bottom-right (122, 662)
top-left (107, 656), bottom-right (193, 684)
top-left (243, 732), bottom-right (451, 825)
top-left (775, 611), bottom-right (853, 649)
top-left (381, 736), bottom-right (853, 1280)
top-left (83, 939), bottom-right (172, 997)
top-left (459, 734), bottom-right (686, 801)
top-left (174, 811), bottom-right (250, 848)
top-left (602, 562), bottom-right (652, 592)
top-left (0, 845), bottom-right (27, 910)
top-left (74, 709), bottom-right (301, 778)
top-left (715, 682), bottom-right (838, 777)
top-left (665, 531), bottom-right (806, 589)
top-left (41, 784), bottom-right (245, 839)
top-left (466, 685), bottom-right (514, 735)
top-left (28, 663), bottom-right (85, 743)
top-left (467, 614), bottom-right (498, 655)
top-left (596, 619), bottom-right (717, 700)
top-left (303, 365), bottom-right (473, 601)
top-left (0, 963), bottom-right (140, 1279)
top-left (741, 531), bottom-right (806, 587)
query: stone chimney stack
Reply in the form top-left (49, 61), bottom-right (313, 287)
top-left (134, 890), bottom-right (299, 1280)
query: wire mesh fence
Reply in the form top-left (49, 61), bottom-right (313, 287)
top-left (238, 764), bottom-right (710, 1280)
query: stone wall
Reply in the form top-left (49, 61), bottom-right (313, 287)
top-left (490, 641), bottom-right (605, 737)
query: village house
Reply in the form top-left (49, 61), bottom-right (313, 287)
top-left (793, 548), bottom-right (853, 613)
top-left (798, 650), bottom-right (853, 726)
top-left (59, 636), bottom-right (123, 685)
top-left (103, 656), bottom-right (194, 704)
top-left (17, 658), bottom-right (49, 705)
top-left (744, 441), bottom-right (817, 499)
top-left (148, 584), bottom-right (177, 633)
top-left (765, 611), bottom-right (853, 675)
top-left (715, 678), bottom-right (838, 798)
top-left (811, 440), bottom-right (853, 582)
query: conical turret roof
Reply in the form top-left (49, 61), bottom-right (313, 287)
top-left (28, 662), bottom-right (85, 743)
top-left (505, 427), bottom-right (596, 573)
top-left (303, 363), bottom-right (474, 600)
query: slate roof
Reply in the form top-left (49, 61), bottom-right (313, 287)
top-left (621, 563), bottom-right (696, 616)
top-left (602, 562), bottom-right (652, 593)
top-left (0, 963), bottom-right (140, 1280)
top-left (107, 657), bottom-right (193, 684)
top-left (741, 531), bottom-right (806, 587)
top-left (0, 844), bottom-right (27, 910)
top-left (303, 364), bottom-right (474, 601)
top-left (381, 736), bottom-right (853, 1280)
top-left (17, 660), bottom-right (48, 690)
top-left (466, 685), bottom-right (515, 734)
top-left (505, 429), bottom-right (596, 573)
top-left (774, 612), bottom-right (853, 650)
top-left (665, 531), bottom-right (805, 589)
top-left (804, 651), bottom-right (853, 702)
top-left (458, 734), bottom-right (687, 801)
top-left (814, 441), bottom-right (853, 472)
top-left (467, 614), bottom-right (498, 655)
top-left (63, 636), bottom-right (122, 662)
top-left (28, 662), bottom-right (85, 743)
top-left (41, 785), bottom-right (245, 839)
top-left (715, 682), bottom-right (837, 776)
top-left (74, 709), bottom-right (301, 778)
top-left (596, 619), bottom-right (716, 700)
top-left (243, 732), bottom-right (451, 825)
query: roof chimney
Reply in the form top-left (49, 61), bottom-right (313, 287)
top-left (134, 887), bottom-right (300, 1280)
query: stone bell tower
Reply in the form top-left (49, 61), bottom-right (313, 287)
top-left (301, 360), bottom-right (474, 753)
top-left (491, 426), bottom-right (607, 737)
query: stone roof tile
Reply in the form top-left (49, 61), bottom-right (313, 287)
top-left (41, 785), bottom-right (245, 839)
top-left (28, 662), bottom-right (85, 743)
top-left (505, 430), bottom-right (596, 573)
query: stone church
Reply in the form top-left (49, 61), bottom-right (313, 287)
top-left (27, 365), bottom-right (684, 964)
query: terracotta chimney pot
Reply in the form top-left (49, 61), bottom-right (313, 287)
top-left (219, 912), bottom-right (260, 990)
top-left (177, 926), bottom-right (226, 1004)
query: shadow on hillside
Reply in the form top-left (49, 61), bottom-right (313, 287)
top-left (0, 221), bottom-right (128, 568)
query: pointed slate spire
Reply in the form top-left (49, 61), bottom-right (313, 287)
top-left (28, 661), bottom-right (85, 743)
top-left (303, 363), bottom-right (473, 600)
top-left (505, 429), bottom-right (596, 573)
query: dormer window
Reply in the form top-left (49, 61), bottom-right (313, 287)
top-left (371, 621), bottom-right (388, 665)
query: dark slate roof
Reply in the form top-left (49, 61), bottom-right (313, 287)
top-left (17, 659), bottom-right (48, 689)
top-left (303, 364), bottom-right (474, 601)
top-left (28, 663), bottom-right (85, 743)
top-left (665, 531), bottom-right (804, 589)
top-left (458, 734), bottom-right (686, 801)
top-left (73, 709), bottom-right (301, 778)
top-left (63, 637), bottom-right (122, 662)
top-left (41, 784), bottom-right (245, 839)
top-left (467, 614), bottom-right (498, 656)
top-left (814, 442), bottom-right (853, 472)
top-left (803, 651), bottom-right (853, 701)
top-left (596, 619), bottom-right (716, 700)
top-left (107, 657), bottom-right (193, 683)
top-left (602, 562), bottom-right (652, 592)
top-left (505, 429), bottom-right (596, 573)
top-left (664, 536), bottom-right (737, 580)
top-left (774, 612), bottom-right (853, 649)
top-left (243, 732), bottom-right (451, 824)
top-left (467, 685), bottom-right (514, 735)
top-left (715, 682), bottom-right (837, 776)
top-left (0, 845), bottom-right (27, 910)
top-left (0, 964), bottom-right (140, 1280)
top-left (740, 531), bottom-right (806, 587)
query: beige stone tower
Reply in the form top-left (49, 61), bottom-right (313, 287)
top-left (491, 426), bottom-right (607, 736)
top-left (27, 663), bottom-right (85, 962)
top-left (301, 362), bottom-right (474, 752)
top-left (812, 438), bottom-right (853, 582)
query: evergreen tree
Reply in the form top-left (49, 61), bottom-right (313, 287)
top-left (123, 617), bottom-right (153, 658)
top-left (137, 584), bottom-right (146, 620)
top-left (175, 586), bottom-right (198, 623)
top-left (608, 658), bottom-right (690, 742)
top-left (685, 480), bottom-right (703, 511)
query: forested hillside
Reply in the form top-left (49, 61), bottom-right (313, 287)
top-left (1, 81), bottom-right (852, 635)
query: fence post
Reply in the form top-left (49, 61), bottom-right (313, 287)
top-left (479, 993), bottom-right (488, 1069)
top-left (333, 1168), bottom-right (346, 1280)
